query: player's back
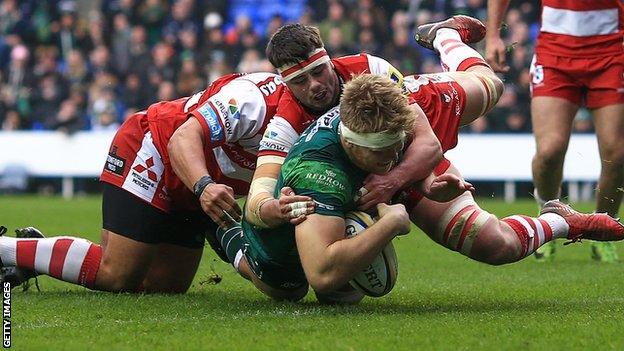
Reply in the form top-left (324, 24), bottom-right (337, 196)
top-left (537, 0), bottom-right (624, 56)
top-left (243, 107), bottom-right (367, 265)
top-left (146, 72), bottom-right (287, 209)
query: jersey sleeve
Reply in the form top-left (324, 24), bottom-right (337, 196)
top-left (365, 54), bottom-right (405, 89)
top-left (257, 94), bottom-right (306, 158)
top-left (190, 79), bottom-right (266, 147)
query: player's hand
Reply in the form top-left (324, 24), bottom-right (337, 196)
top-left (424, 173), bottom-right (475, 202)
top-left (485, 35), bottom-right (510, 73)
top-left (356, 174), bottom-right (401, 211)
top-left (199, 183), bottom-right (242, 228)
top-left (274, 187), bottom-right (316, 225)
top-left (376, 203), bottom-right (410, 236)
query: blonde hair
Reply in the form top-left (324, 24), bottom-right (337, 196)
top-left (339, 74), bottom-right (415, 135)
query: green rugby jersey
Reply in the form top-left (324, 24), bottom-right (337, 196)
top-left (242, 106), bottom-right (368, 267)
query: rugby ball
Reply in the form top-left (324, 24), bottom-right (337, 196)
top-left (345, 211), bottom-right (398, 297)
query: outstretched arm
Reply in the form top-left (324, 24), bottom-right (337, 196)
top-left (486, 0), bottom-right (512, 72)
top-left (357, 104), bottom-right (442, 210)
top-left (168, 117), bottom-right (241, 227)
top-left (295, 203), bottom-right (411, 293)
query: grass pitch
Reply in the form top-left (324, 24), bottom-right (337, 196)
top-left (1, 196), bottom-right (623, 350)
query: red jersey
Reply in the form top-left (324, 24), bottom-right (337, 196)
top-left (537, 0), bottom-right (624, 57)
top-left (258, 53), bottom-right (403, 158)
top-left (101, 72), bottom-right (286, 212)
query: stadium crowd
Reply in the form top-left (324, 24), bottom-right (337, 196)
top-left (0, 0), bottom-right (593, 134)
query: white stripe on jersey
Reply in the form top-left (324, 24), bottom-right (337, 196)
top-left (541, 6), bottom-right (619, 37)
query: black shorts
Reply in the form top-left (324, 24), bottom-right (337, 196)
top-left (102, 183), bottom-right (215, 249)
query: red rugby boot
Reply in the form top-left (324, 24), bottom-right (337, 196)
top-left (415, 15), bottom-right (486, 50)
top-left (540, 200), bottom-right (624, 243)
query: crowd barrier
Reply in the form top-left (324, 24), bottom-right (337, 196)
top-left (0, 131), bottom-right (601, 201)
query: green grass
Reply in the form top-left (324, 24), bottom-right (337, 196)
top-left (0, 196), bottom-right (623, 350)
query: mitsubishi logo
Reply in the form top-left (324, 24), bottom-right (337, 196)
top-left (133, 157), bottom-right (158, 181)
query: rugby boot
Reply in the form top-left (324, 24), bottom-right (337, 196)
top-left (415, 15), bottom-right (486, 50)
top-left (540, 200), bottom-right (624, 244)
top-left (591, 241), bottom-right (619, 263)
top-left (0, 226), bottom-right (44, 291)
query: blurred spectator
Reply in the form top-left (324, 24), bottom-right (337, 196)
top-left (237, 49), bottom-right (272, 74)
top-left (47, 98), bottom-right (83, 133)
top-left (177, 54), bottom-right (204, 95)
top-left (0, 0), bottom-right (542, 134)
top-left (318, 1), bottom-right (355, 48)
top-left (1, 109), bottom-right (21, 130)
top-left (111, 12), bottom-right (133, 77)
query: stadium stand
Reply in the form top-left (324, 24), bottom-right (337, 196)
top-left (0, 0), bottom-right (598, 195)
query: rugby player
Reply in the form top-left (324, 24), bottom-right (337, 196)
top-left (217, 74), bottom-right (624, 303)
top-left (486, 0), bottom-right (624, 261)
top-left (245, 17), bottom-right (503, 230)
top-left (0, 72), bottom-right (315, 293)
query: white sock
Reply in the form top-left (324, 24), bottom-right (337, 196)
top-left (538, 213), bottom-right (570, 239)
top-left (0, 236), bottom-right (17, 265)
top-left (432, 28), bottom-right (486, 72)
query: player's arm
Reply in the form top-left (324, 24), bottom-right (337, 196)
top-left (295, 203), bottom-right (410, 293)
top-left (485, 0), bottom-right (511, 72)
top-left (246, 117), bottom-right (315, 228)
top-left (168, 118), bottom-right (241, 227)
top-left (357, 104), bottom-right (442, 210)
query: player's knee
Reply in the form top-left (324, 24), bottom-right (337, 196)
top-left (435, 198), bottom-right (494, 257)
top-left (535, 144), bottom-right (567, 165)
top-left (600, 146), bottom-right (624, 167)
top-left (96, 261), bottom-right (146, 292)
top-left (471, 229), bottom-right (520, 265)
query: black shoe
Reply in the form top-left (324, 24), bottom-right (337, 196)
top-left (0, 226), bottom-right (45, 291)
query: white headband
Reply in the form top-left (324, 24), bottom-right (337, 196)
top-left (277, 48), bottom-right (331, 82)
top-left (339, 122), bottom-right (405, 149)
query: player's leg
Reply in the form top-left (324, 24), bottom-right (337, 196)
top-left (590, 104), bottom-right (624, 262)
top-left (141, 244), bottom-right (203, 293)
top-left (0, 226), bottom-right (108, 290)
top-left (414, 15), bottom-right (503, 125)
top-left (406, 164), bottom-right (624, 264)
top-left (531, 96), bottom-right (577, 203)
top-left (215, 224), bottom-right (309, 301)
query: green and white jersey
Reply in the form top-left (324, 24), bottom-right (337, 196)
top-left (243, 106), bottom-right (368, 268)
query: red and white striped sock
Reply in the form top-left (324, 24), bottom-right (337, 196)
top-left (432, 28), bottom-right (489, 72)
top-left (502, 214), bottom-right (569, 259)
top-left (0, 236), bottom-right (102, 288)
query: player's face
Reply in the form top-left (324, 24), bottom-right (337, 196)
top-left (286, 62), bottom-right (340, 112)
top-left (342, 139), bottom-right (405, 174)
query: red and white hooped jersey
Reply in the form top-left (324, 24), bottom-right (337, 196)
top-left (109, 72), bottom-right (286, 211)
top-left (537, 0), bottom-right (624, 57)
top-left (258, 53), bottom-right (403, 159)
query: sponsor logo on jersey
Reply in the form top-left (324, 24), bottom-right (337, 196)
top-left (105, 152), bottom-right (126, 176)
top-left (305, 171), bottom-right (346, 191)
top-left (259, 140), bottom-right (286, 152)
top-left (228, 98), bottom-right (241, 120)
top-left (197, 104), bottom-right (224, 142)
